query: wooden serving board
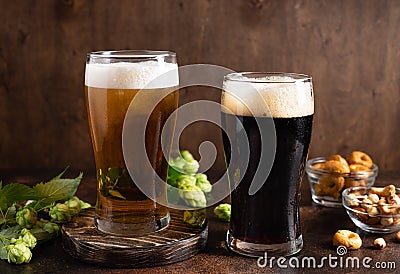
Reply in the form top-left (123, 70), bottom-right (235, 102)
top-left (61, 209), bottom-right (208, 268)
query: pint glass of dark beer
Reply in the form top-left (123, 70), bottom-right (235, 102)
top-left (221, 72), bottom-right (314, 257)
top-left (85, 51), bottom-right (179, 236)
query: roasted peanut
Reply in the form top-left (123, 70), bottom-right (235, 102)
top-left (346, 193), bottom-right (360, 207)
top-left (380, 217), bottom-right (394, 226)
top-left (378, 204), bottom-right (392, 215)
top-left (370, 185), bottom-right (396, 197)
top-left (368, 194), bottom-right (380, 204)
top-left (348, 151), bottom-right (373, 169)
top-left (367, 206), bottom-right (379, 217)
top-left (333, 230), bottom-right (362, 250)
top-left (373, 238), bottom-right (386, 249)
top-left (360, 197), bottom-right (373, 211)
top-left (388, 194), bottom-right (400, 205)
top-left (393, 218), bottom-right (400, 226)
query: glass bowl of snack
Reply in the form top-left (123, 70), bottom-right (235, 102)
top-left (342, 185), bottom-right (400, 233)
top-left (306, 151), bottom-right (378, 207)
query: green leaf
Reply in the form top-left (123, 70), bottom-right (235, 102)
top-left (78, 200), bottom-right (91, 209)
top-left (0, 225), bottom-right (21, 239)
top-left (33, 172), bottom-right (83, 205)
top-left (0, 184), bottom-right (43, 210)
top-left (29, 227), bottom-right (53, 243)
top-left (0, 205), bottom-right (17, 226)
top-left (108, 190), bottom-right (126, 200)
top-left (0, 244), bottom-right (7, 260)
top-left (53, 167), bottom-right (69, 180)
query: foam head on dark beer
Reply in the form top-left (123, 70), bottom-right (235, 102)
top-left (222, 74), bottom-right (314, 118)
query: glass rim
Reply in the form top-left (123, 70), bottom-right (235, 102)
top-left (87, 50), bottom-right (176, 59)
top-left (224, 72), bottom-right (312, 83)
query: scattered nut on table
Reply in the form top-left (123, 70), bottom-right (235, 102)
top-left (373, 238), bottom-right (386, 249)
top-left (333, 230), bottom-right (362, 250)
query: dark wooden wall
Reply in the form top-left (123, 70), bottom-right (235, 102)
top-left (1, 0), bottom-right (400, 172)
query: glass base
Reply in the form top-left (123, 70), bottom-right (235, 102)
top-left (226, 230), bottom-right (303, 257)
top-left (94, 212), bottom-right (170, 236)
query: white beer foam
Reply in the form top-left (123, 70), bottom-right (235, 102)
top-left (222, 78), bottom-right (314, 118)
top-left (85, 61), bottom-right (179, 89)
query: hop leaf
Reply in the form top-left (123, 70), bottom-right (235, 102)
top-left (29, 222), bottom-right (60, 243)
top-left (0, 184), bottom-right (42, 211)
top-left (42, 222), bottom-right (60, 237)
top-left (6, 241), bottom-right (32, 264)
top-left (33, 172), bottom-right (83, 206)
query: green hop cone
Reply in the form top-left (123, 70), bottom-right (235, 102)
top-left (6, 241), bottom-right (32, 264)
top-left (177, 181), bottom-right (206, 208)
top-left (19, 228), bottom-right (37, 249)
top-left (195, 174), bottom-right (212, 193)
top-left (214, 203), bottom-right (231, 222)
top-left (170, 150), bottom-right (199, 175)
top-left (183, 209), bottom-right (206, 228)
top-left (177, 174), bottom-right (196, 186)
top-left (16, 207), bottom-right (37, 229)
top-left (65, 199), bottom-right (81, 216)
top-left (49, 203), bottom-right (71, 223)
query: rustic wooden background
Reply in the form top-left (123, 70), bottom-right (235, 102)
top-left (1, 0), bottom-right (400, 173)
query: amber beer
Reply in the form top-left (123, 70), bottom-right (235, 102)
top-left (222, 73), bottom-right (314, 257)
top-left (85, 51), bottom-right (178, 236)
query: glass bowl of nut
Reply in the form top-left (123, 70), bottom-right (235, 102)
top-left (306, 151), bottom-right (378, 207)
top-left (342, 185), bottom-right (400, 234)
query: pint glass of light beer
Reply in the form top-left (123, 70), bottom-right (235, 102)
top-left (221, 72), bottom-right (314, 256)
top-left (85, 51), bottom-right (179, 236)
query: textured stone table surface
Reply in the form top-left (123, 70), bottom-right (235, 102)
top-left (0, 169), bottom-right (399, 274)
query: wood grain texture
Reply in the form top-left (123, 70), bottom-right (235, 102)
top-left (62, 208), bottom-right (208, 268)
top-left (0, 0), bottom-right (400, 171)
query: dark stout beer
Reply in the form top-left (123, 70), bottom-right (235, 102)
top-left (222, 114), bottom-right (313, 243)
top-left (222, 72), bottom-right (314, 256)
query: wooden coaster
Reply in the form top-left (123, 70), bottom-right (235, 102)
top-left (61, 209), bottom-right (208, 268)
